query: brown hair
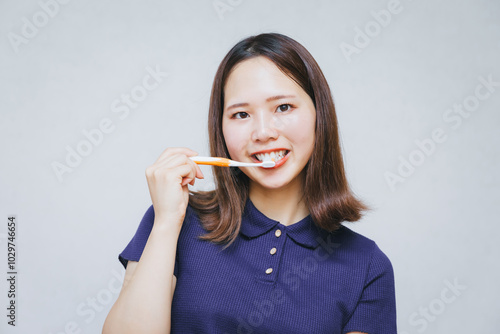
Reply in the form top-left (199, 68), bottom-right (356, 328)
top-left (188, 32), bottom-right (369, 245)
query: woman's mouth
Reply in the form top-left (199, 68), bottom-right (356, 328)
top-left (251, 150), bottom-right (290, 169)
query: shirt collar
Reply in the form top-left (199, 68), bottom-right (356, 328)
top-left (239, 198), bottom-right (330, 249)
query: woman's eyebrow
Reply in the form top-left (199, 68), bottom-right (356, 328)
top-left (225, 95), bottom-right (296, 112)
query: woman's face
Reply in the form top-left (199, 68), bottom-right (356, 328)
top-left (222, 56), bottom-right (316, 191)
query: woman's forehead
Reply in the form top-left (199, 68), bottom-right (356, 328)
top-left (223, 57), bottom-right (305, 105)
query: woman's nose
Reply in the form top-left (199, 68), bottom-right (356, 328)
top-left (251, 111), bottom-right (279, 142)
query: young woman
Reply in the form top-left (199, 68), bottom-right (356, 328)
top-left (103, 33), bottom-right (397, 334)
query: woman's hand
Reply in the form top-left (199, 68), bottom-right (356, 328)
top-left (145, 147), bottom-right (204, 224)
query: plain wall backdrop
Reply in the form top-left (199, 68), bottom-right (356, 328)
top-left (1, 0), bottom-right (499, 333)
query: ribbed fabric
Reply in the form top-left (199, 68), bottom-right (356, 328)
top-left (119, 198), bottom-right (397, 334)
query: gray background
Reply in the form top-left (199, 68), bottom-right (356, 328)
top-left (1, 0), bottom-right (499, 333)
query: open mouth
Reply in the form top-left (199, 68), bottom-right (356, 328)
top-left (251, 150), bottom-right (290, 168)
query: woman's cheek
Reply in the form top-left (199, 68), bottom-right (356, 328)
top-left (279, 113), bottom-right (301, 136)
top-left (271, 114), bottom-right (286, 130)
top-left (223, 127), bottom-right (245, 158)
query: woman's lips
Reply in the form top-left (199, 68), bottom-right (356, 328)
top-left (250, 151), bottom-right (290, 169)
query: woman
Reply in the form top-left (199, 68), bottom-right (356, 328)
top-left (103, 32), bottom-right (397, 334)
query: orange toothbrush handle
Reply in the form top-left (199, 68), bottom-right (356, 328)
top-left (194, 158), bottom-right (231, 167)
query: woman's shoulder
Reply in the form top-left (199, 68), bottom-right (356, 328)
top-left (333, 224), bottom-right (376, 248)
top-left (332, 225), bottom-right (393, 268)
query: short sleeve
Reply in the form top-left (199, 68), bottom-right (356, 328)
top-left (118, 204), bottom-right (179, 277)
top-left (342, 245), bottom-right (397, 334)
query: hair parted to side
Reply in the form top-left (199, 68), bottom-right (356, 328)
top-left (188, 32), bottom-right (369, 246)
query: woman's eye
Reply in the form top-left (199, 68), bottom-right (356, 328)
top-left (232, 112), bottom-right (249, 119)
top-left (277, 104), bottom-right (292, 112)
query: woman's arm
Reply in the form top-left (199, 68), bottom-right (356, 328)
top-left (102, 215), bottom-right (182, 334)
top-left (103, 147), bottom-right (204, 334)
top-left (342, 242), bottom-right (397, 334)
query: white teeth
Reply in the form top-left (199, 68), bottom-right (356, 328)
top-left (254, 150), bottom-right (288, 162)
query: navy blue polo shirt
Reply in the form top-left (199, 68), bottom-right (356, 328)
top-left (118, 198), bottom-right (397, 334)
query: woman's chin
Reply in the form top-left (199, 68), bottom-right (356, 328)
top-left (248, 175), bottom-right (296, 191)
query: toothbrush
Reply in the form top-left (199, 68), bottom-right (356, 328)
top-left (190, 156), bottom-right (276, 168)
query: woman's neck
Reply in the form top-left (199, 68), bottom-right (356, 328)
top-left (248, 173), bottom-right (309, 226)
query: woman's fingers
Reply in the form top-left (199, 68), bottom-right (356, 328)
top-left (186, 156), bottom-right (204, 180)
top-left (172, 164), bottom-right (196, 186)
top-left (153, 147), bottom-right (199, 164)
top-left (156, 151), bottom-right (205, 181)
top-left (145, 147), bottom-right (207, 220)
top-left (151, 154), bottom-right (204, 182)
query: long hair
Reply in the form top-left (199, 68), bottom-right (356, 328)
top-left (188, 32), bottom-right (369, 246)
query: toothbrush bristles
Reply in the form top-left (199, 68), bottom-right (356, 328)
top-left (262, 160), bottom-right (276, 168)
